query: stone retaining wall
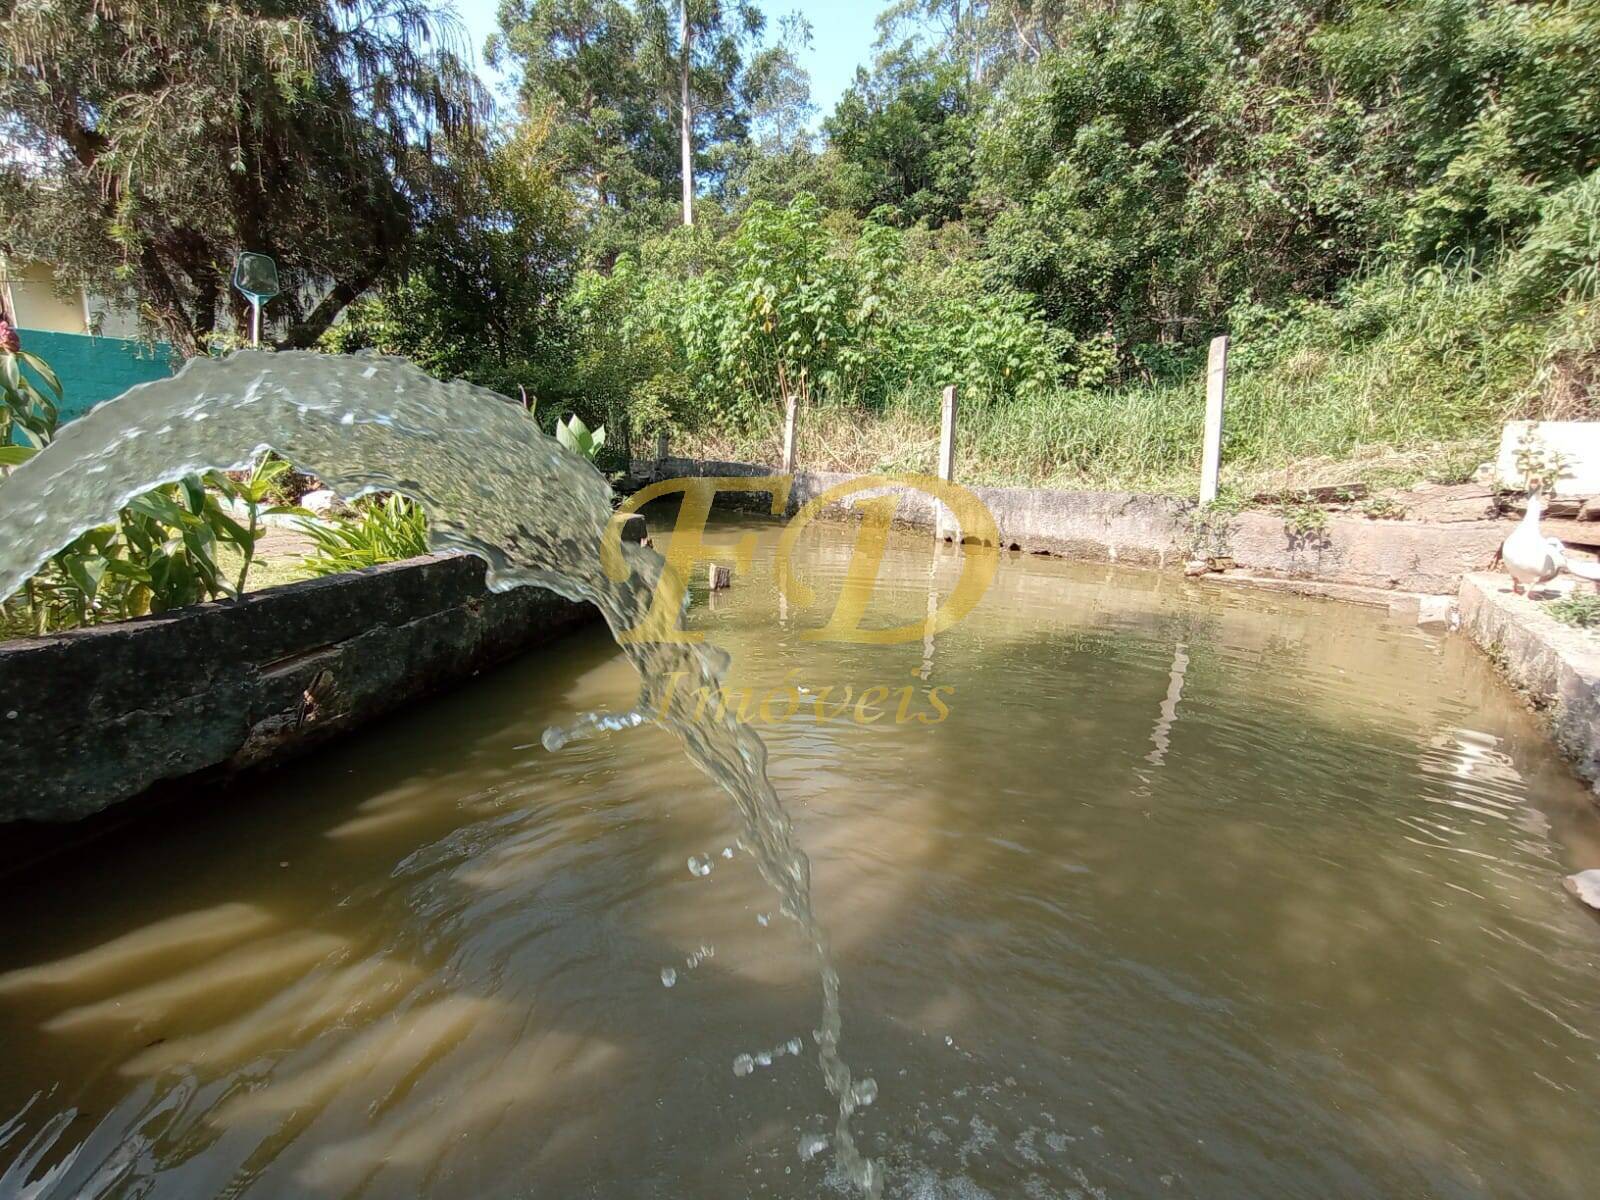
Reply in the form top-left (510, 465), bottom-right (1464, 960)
top-left (1458, 572), bottom-right (1600, 790)
top-left (645, 458), bottom-right (1505, 594)
top-left (0, 529), bottom-right (641, 827)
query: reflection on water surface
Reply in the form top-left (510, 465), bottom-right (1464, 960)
top-left (3, 513), bottom-right (1599, 1199)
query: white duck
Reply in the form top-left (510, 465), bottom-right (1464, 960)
top-left (1500, 486), bottom-right (1600, 594)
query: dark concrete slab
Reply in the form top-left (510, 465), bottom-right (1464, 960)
top-left (0, 520), bottom-right (644, 828)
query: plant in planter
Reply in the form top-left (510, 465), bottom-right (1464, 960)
top-left (297, 493), bottom-right (429, 575)
top-left (556, 413), bottom-right (606, 462)
top-left (1, 332), bottom-right (286, 635)
top-left (0, 319), bottom-right (60, 467)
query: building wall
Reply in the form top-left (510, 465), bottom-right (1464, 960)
top-left (17, 329), bottom-right (177, 424)
top-left (1, 260), bottom-right (84, 334)
top-left (1, 258), bottom-right (174, 426)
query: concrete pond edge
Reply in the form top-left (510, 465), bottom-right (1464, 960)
top-left (648, 457), bottom-right (1506, 595)
top-left (1458, 573), bottom-right (1600, 791)
top-left (649, 458), bottom-right (1600, 796)
top-left (0, 515), bottom-right (646, 850)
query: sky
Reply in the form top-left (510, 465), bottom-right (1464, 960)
top-left (452, 0), bottom-right (884, 124)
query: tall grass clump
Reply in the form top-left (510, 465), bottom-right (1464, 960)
top-left (298, 494), bottom-right (429, 576)
top-left (681, 255), bottom-right (1594, 495)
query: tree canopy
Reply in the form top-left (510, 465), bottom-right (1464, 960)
top-left (0, 0), bottom-right (487, 352)
top-left (9, 0), bottom-right (1600, 488)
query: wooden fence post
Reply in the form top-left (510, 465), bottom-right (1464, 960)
top-left (655, 429), bottom-right (669, 479)
top-left (1200, 335), bottom-right (1229, 505)
top-left (781, 393), bottom-right (799, 474)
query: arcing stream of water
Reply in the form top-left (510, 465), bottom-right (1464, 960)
top-left (0, 351), bottom-right (880, 1193)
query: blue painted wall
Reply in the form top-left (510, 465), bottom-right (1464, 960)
top-left (16, 329), bottom-right (177, 425)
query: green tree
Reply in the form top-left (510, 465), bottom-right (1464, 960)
top-left (1316, 0), bottom-right (1600, 260)
top-left (972, 0), bottom-right (1373, 365)
top-left (824, 48), bottom-right (973, 226)
top-left (680, 193), bottom-right (866, 424)
top-left (0, 0), bottom-right (487, 354)
top-left (491, 0), bottom-right (671, 216)
top-left (494, 0), bottom-right (783, 242)
top-left (326, 117), bottom-right (579, 398)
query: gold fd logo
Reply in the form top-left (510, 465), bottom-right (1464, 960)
top-left (602, 475), bottom-right (999, 645)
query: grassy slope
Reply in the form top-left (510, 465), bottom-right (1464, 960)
top-left (681, 268), bottom-right (1595, 499)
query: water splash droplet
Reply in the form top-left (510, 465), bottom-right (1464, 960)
top-left (542, 707), bottom-right (649, 752)
top-left (687, 855), bottom-right (711, 878)
top-left (660, 967), bottom-right (677, 988)
top-left (733, 1054), bottom-right (755, 1078)
top-left (0, 351), bottom-right (882, 1198)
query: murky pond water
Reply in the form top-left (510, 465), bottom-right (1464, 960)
top-left (4, 511), bottom-right (1600, 1199)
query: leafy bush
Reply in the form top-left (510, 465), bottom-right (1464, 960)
top-left (297, 494), bottom-right (429, 576)
top-left (2, 342), bottom-right (289, 637)
top-left (684, 193), bottom-right (871, 423)
top-left (562, 255), bottom-right (684, 443)
top-left (556, 413), bottom-right (606, 461)
top-left (1, 330), bottom-right (61, 458)
top-left (1506, 170), bottom-right (1600, 311)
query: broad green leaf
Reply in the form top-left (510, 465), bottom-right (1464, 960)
top-left (127, 491), bottom-right (197, 528)
top-left (16, 352), bottom-right (62, 401)
top-left (102, 559), bottom-right (153, 583)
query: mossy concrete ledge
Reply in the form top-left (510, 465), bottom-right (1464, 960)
top-left (0, 517), bottom-right (644, 827)
top-left (1458, 572), bottom-right (1600, 790)
top-left (649, 458), bottom-right (1505, 592)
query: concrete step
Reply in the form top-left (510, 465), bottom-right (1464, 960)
top-left (1196, 570), bottom-right (1455, 624)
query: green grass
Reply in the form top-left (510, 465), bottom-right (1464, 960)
top-left (678, 264), bottom-right (1596, 497)
top-left (1548, 592), bottom-right (1600, 629)
top-left (215, 545), bottom-right (316, 593)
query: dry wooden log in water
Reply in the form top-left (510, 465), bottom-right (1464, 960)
top-left (1250, 482), bottom-right (1368, 505)
top-left (1501, 495), bottom-right (1589, 519)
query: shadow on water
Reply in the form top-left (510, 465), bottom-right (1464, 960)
top-left (2, 511), bottom-right (1599, 1197)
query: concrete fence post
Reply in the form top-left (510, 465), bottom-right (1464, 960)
top-left (937, 384), bottom-right (957, 540)
top-left (938, 384), bottom-right (957, 483)
top-left (781, 393), bottom-right (799, 475)
top-left (1200, 335), bottom-right (1229, 505)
